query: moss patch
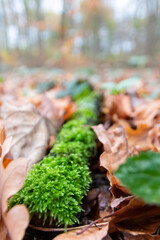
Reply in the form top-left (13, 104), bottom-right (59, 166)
top-left (9, 87), bottom-right (101, 227)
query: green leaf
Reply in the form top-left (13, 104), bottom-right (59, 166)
top-left (101, 82), bottom-right (116, 90)
top-left (0, 76), bottom-right (4, 83)
top-left (115, 151), bottom-right (160, 204)
top-left (128, 55), bottom-right (148, 67)
top-left (56, 80), bottom-right (92, 99)
top-left (101, 76), bottom-right (140, 95)
top-left (37, 80), bottom-right (55, 93)
top-left (75, 67), bottom-right (95, 76)
top-left (118, 76), bottom-right (140, 89)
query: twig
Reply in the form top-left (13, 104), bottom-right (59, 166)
top-left (76, 212), bottom-right (117, 235)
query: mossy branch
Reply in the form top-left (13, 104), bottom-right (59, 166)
top-left (9, 88), bottom-right (101, 227)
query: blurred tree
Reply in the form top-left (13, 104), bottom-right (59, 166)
top-left (134, 0), bottom-right (160, 59)
top-left (0, 0), bottom-right (8, 51)
top-left (81, 0), bottom-right (115, 61)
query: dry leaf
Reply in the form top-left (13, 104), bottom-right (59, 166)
top-left (92, 124), bottom-right (128, 172)
top-left (38, 95), bottom-right (60, 123)
top-left (149, 124), bottom-right (160, 150)
top-left (0, 125), bottom-right (29, 240)
top-left (4, 205), bottom-right (29, 240)
top-left (121, 122), bottom-right (153, 153)
top-left (122, 231), bottom-right (160, 240)
top-left (105, 94), bottom-right (132, 119)
top-left (1, 101), bottom-right (56, 168)
top-left (109, 198), bottom-right (160, 235)
top-left (53, 225), bottom-right (109, 240)
top-left (111, 196), bottom-right (133, 209)
top-left (133, 100), bottom-right (160, 127)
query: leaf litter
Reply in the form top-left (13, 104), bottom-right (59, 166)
top-left (1, 68), bottom-right (160, 239)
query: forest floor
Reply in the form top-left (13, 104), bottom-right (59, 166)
top-left (0, 66), bottom-right (160, 240)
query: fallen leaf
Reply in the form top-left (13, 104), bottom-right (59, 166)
top-left (63, 101), bottom-right (77, 121)
top-left (0, 125), bottom-right (29, 240)
top-left (38, 95), bottom-right (59, 122)
top-left (149, 124), bottom-right (160, 150)
top-left (4, 205), bottom-right (29, 240)
top-left (133, 100), bottom-right (160, 127)
top-left (111, 196), bottom-right (133, 209)
top-left (115, 151), bottom-right (160, 205)
top-left (122, 231), bottom-right (160, 240)
top-left (124, 123), bottom-right (153, 153)
top-left (92, 124), bottom-right (128, 172)
top-left (53, 225), bottom-right (109, 240)
top-left (105, 94), bottom-right (133, 119)
top-left (1, 101), bottom-right (56, 168)
top-left (109, 198), bottom-right (160, 235)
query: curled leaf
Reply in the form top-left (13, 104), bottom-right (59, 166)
top-left (92, 124), bottom-right (128, 172)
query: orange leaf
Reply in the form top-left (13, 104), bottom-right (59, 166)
top-left (2, 157), bottom-right (12, 169)
top-left (63, 102), bottom-right (77, 121)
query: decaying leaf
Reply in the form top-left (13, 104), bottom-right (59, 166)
top-left (0, 125), bottom-right (29, 240)
top-left (92, 124), bottom-right (128, 172)
top-left (53, 225), bottom-right (109, 240)
top-left (109, 198), bottom-right (160, 236)
top-left (1, 101), bottom-right (56, 168)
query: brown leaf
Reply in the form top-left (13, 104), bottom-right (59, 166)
top-left (92, 124), bottom-right (128, 172)
top-left (0, 126), bottom-right (29, 240)
top-left (0, 124), bottom-right (5, 145)
top-left (1, 101), bottom-right (56, 168)
top-left (109, 198), bottom-right (160, 235)
top-left (4, 205), bottom-right (29, 240)
top-left (107, 172), bottom-right (130, 196)
top-left (149, 124), bottom-right (160, 150)
top-left (53, 225), bottom-right (109, 240)
top-left (105, 94), bottom-right (133, 119)
top-left (122, 231), bottom-right (160, 240)
top-left (123, 122), bottom-right (153, 153)
top-left (0, 218), bottom-right (7, 240)
top-left (111, 196), bottom-right (133, 209)
top-left (0, 158), bottom-right (28, 213)
top-left (133, 100), bottom-right (160, 127)
top-left (38, 95), bottom-right (60, 123)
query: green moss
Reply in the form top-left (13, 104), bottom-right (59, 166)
top-left (9, 87), bottom-right (101, 227)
